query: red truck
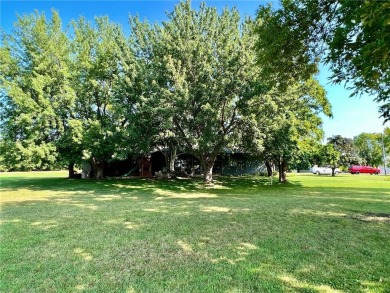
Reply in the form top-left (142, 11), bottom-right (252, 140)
top-left (348, 165), bottom-right (380, 175)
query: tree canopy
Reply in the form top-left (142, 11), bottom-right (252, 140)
top-left (69, 16), bottom-right (140, 178)
top-left (354, 132), bottom-right (384, 167)
top-left (327, 135), bottom-right (361, 168)
top-left (0, 1), bottom-right (341, 182)
top-left (0, 10), bottom-right (74, 170)
top-left (254, 0), bottom-right (390, 122)
top-left (140, 2), bottom-right (269, 182)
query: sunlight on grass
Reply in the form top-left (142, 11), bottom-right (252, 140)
top-left (177, 240), bottom-right (193, 254)
top-left (201, 206), bottom-right (231, 213)
top-left (123, 221), bottom-right (142, 230)
top-left (94, 195), bottom-right (122, 201)
top-left (200, 206), bottom-right (251, 213)
top-left (237, 242), bottom-right (258, 251)
top-left (153, 189), bottom-right (218, 198)
top-left (75, 284), bottom-right (86, 291)
top-left (112, 183), bottom-right (145, 189)
top-left (279, 275), bottom-right (344, 293)
top-left (0, 190), bottom-right (52, 203)
top-left (290, 209), bottom-right (348, 217)
top-left (0, 219), bottom-right (22, 224)
top-left (1, 172), bottom-right (389, 292)
top-left (143, 208), bottom-right (169, 213)
top-left (327, 196), bottom-right (390, 203)
top-left (203, 183), bottom-right (232, 190)
top-left (74, 248), bottom-right (93, 261)
top-left (31, 221), bottom-right (58, 230)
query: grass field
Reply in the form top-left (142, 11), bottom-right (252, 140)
top-left (1, 172), bottom-right (389, 292)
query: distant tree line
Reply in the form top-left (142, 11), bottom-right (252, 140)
top-left (0, 1), bottom-right (388, 182)
top-left (295, 129), bottom-right (390, 176)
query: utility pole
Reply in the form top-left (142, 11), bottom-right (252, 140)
top-left (382, 132), bottom-right (387, 176)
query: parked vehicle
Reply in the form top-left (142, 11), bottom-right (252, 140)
top-left (348, 165), bottom-right (380, 175)
top-left (311, 165), bottom-right (341, 175)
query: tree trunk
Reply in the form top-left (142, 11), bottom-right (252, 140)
top-left (200, 153), bottom-right (217, 183)
top-left (265, 160), bottom-right (273, 177)
top-left (95, 164), bottom-right (104, 180)
top-left (169, 147), bottom-right (177, 172)
top-left (92, 158), bottom-right (104, 180)
top-left (68, 162), bottom-right (75, 178)
top-left (203, 163), bottom-right (213, 183)
top-left (278, 159), bottom-right (288, 183)
top-left (331, 167), bottom-right (335, 176)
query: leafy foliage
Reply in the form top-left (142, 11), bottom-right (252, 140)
top-left (69, 16), bottom-right (140, 177)
top-left (328, 0), bottom-right (390, 118)
top-left (321, 144), bottom-right (341, 176)
top-left (254, 0), bottom-right (390, 122)
top-left (0, 1), bottom-right (335, 182)
top-left (134, 1), bottom-right (269, 182)
top-left (354, 132), bottom-right (384, 167)
top-left (261, 78), bottom-right (332, 182)
top-left (327, 135), bottom-right (361, 168)
top-left (0, 10), bottom-right (74, 170)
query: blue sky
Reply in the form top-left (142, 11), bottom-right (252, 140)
top-left (1, 0), bottom-right (388, 140)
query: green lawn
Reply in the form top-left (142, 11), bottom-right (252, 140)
top-left (1, 172), bottom-right (389, 293)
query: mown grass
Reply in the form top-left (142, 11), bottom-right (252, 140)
top-left (1, 172), bottom-right (389, 292)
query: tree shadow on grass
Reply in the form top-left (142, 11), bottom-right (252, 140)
top-left (0, 175), bottom-right (288, 198)
top-left (1, 176), bottom-right (389, 292)
top-left (2, 206), bottom-right (387, 293)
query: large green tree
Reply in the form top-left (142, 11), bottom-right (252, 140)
top-left (261, 78), bottom-right (332, 182)
top-left (127, 16), bottom-right (181, 171)
top-left (327, 135), bottom-right (361, 168)
top-left (70, 16), bottom-right (139, 178)
top-left (137, 1), bottom-right (268, 182)
top-left (0, 1), bottom-right (337, 181)
top-left (255, 0), bottom-right (390, 122)
top-left (0, 10), bottom-right (75, 171)
top-left (321, 143), bottom-right (341, 176)
top-left (354, 132), bottom-right (384, 167)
